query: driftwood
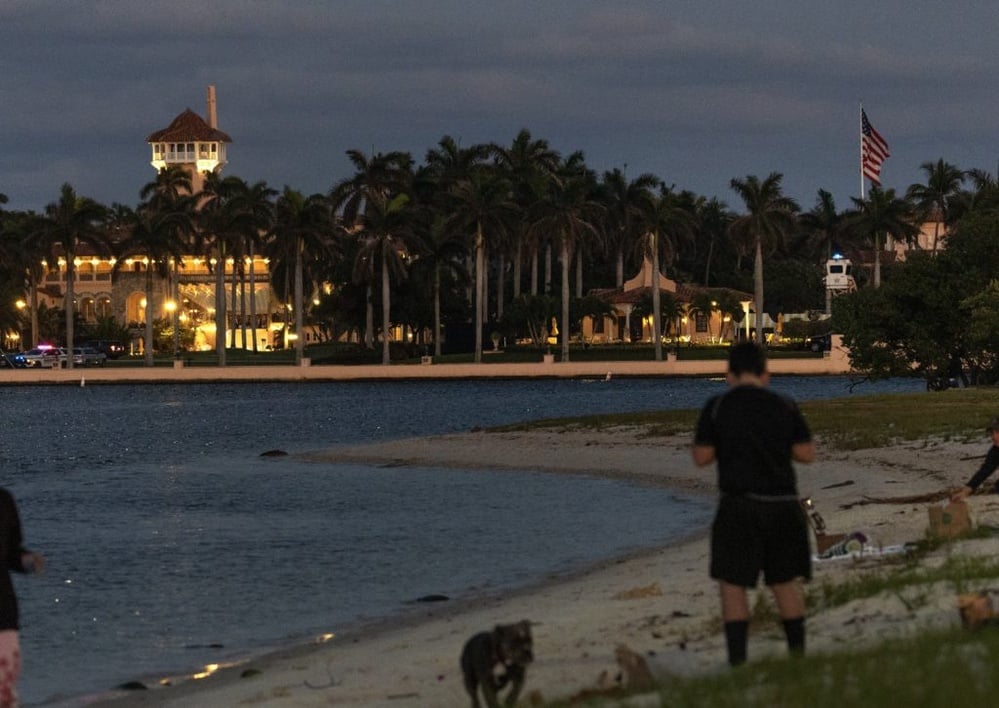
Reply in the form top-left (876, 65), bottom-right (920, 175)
top-left (840, 490), bottom-right (951, 509)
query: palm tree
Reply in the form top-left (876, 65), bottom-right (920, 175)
top-left (447, 171), bottom-right (517, 362)
top-left (492, 130), bottom-right (560, 298)
top-left (691, 196), bottom-right (733, 287)
top-left (37, 184), bottom-right (109, 367)
top-left (113, 203), bottom-right (193, 365)
top-left (599, 168), bottom-right (660, 288)
top-left (409, 212), bottom-right (469, 358)
top-left (527, 158), bottom-right (603, 362)
top-left (639, 186), bottom-right (695, 360)
top-left (728, 173), bottom-right (800, 345)
top-left (270, 188), bottom-right (336, 365)
top-left (199, 173), bottom-right (250, 366)
top-left (798, 189), bottom-right (843, 262)
top-left (330, 149), bottom-right (413, 350)
top-left (843, 186), bottom-right (918, 288)
top-left (353, 193), bottom-right (416, 364)
top-left (906, 159), bottom-right (963, 252)
top-left (230, 181), bottom-right (276, 352)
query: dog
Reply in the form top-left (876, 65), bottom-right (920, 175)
top-left (459, 620), bottom-right (533, 708)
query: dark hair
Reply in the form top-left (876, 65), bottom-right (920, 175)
top-left (728, 342), bottom-right (767, 376)
top-left (988, 417), bottom-right (999, 433)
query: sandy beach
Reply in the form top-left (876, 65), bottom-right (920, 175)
top-left (88, 421), bottom-right (998, 708)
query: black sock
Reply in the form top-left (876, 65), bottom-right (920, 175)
top-left (724, 620), bottom-right (748, 666)
top-left (782, 617), bottom-right (805, 656)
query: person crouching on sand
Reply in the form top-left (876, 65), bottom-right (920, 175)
top-left (951, 417), bottom-right (999, 502)
top-left (691, 342), bottom-right (816, 667)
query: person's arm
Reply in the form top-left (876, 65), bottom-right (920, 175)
top-left (953, 446), bottom-right (999, 501)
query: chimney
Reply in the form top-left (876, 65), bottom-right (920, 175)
top-left (206, 85), bottom-right (218, 129)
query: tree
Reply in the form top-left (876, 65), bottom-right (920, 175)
top-left (832, 212), bottom-right (999, 386)
top-left (352, 192), bottom-right (416, 364)
top-left (527, 157), bottom-right (603, 362)
top-left (409, 212), bottom-right (469, 357)
top-left (843, 186), bottom-right (918, 289)
top-left (492, 130), bottom-right (560, 298)
top-left (797, 189), bottom-right (843, 263)
top-left (113, 202), bottom-right (193, 365)
top-left (331, 149), bottom-right (413, 350)
top-left (728, 173), bottom-right (800, 345)
top-left (637, 186), bottom-right (694, 360)
top-left (906, 159), bottom-right (963, 253)
top-left (447, 171), bottom-right (517, 362)
top-left (270, 188), bottom-right (336, 365)
top-left (598, 168), bottom-right (659, 288)
top-left (36, 184), bottom-right (109, 367)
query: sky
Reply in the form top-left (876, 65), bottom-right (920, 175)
top-left (3, 1), bottom-right (999, 214)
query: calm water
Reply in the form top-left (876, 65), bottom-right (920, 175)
top-left (0, 376), bottom-right (924, 704)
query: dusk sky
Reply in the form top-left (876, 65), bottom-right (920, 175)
top-left (3, 1), bottom-right (999, 214)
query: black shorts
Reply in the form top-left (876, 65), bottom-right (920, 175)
top-left (710, 494), bottom-right (812, 587)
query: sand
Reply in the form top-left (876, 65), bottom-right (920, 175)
top-left (94, 426), bottom-right (997, 708)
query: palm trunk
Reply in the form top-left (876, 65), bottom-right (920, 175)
top-left (615, 247), bottom-right (624, 288)
top-left (229, 263), bottom-right (238, 349)
top-left (433, 266), bottom-right (442, 358)
top-left (381, 246), bottom-right (391, 365)
top-left (754, 236), bottom-right (765, 345)
top-left (29, 274), bottom-right (39, 348)
top-left (513, 240), bottom-right (522, 299)
top-left (544, 241), bottom-right (552, 294)
top-left (496, 252), bottom-right (506, 321)
top-left (64, 244), bottom-right (75, 369)
top-left (575, 249), bottom-right (583, 299)
top-left (651, 233), bottom-right (663, 361)
top-left (560, 239), bottom-right (570, 362)
top-left (530, 249), bottom-right (538, 296)
top-left (144, 268), bottom-right (155, 367)
top-left (249, 257), bottom-right (258, 353)
top-left (364, 284), bottom-right (374, 349)
top-left (215, 245), bottom-right (226, 367)
top-left (474, 224), bottom-right (485, 363)
top-left (294, 238), bottom-right (304, 366)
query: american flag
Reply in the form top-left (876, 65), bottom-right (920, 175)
top-left (861, 110), bottom-right (890, 184)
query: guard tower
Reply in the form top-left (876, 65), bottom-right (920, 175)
top-left (823, 254), bottom-right (856, 313)
top-left (146, 85), bottom-right (232, 193)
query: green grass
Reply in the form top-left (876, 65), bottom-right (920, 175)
top-left (493, 387), bottom-right (999, 450)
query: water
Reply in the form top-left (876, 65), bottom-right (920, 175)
top-left (0, 376), bottom-right (924, 704)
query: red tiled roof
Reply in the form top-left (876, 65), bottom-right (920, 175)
top-left (146, 109), bottom-right (232, 143)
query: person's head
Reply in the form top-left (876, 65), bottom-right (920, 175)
top-left (987, 417), bottom-right (999, 444)
top-left (726, 342), bottom-right (769, 384)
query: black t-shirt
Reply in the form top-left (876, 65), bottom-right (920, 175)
top-left (694, 385), bottom-right (812, 497)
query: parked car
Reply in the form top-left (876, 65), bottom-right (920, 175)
top-left (13, 346), bottom-right (60, 368)
top-left (58, 347), bottom-right (108, 367)
top-left (0, 352), bottom-right (26, 368)
top-left (805, 333), bottom-right (833, 352)
top-left (81, 339), bottom-right (126, 359)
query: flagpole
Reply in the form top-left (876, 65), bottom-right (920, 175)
top-left (859, 101), bottom-right (866, 200)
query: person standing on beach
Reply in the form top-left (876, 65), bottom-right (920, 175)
top-left (0, 487), bottom-right (44, 706)
top-left (950, 417), bottom-right (999, 501)
top-left (691, 342), bottom-right (816, 667)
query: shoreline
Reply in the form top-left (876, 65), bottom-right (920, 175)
top-left (0, 350), bottom-right (852, 385)
top-left (90, 427), bottom-right (982, 707)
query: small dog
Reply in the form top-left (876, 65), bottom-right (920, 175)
top-left (460, 620), bottom-right (533, 708)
